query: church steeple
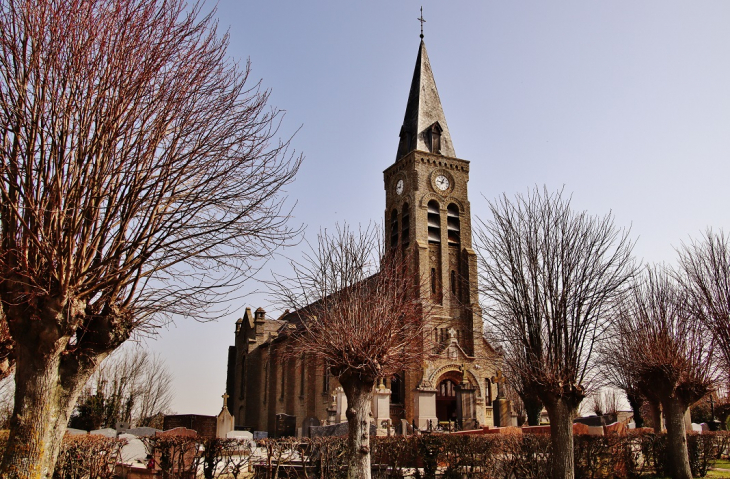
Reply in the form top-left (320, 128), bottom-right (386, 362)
top-left (395, 40), bottom-right (456, 161)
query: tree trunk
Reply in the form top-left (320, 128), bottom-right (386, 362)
top-left (340, 374), bottom-right (374, 479)
top-left (525, 396), bottom-right (543, 426)
top-left (648, 400), bottom-right (662, 433)
top-left (663, 397), bottom-right (692, 479)
top-left (545, 398), bottom-right (576, 479)
top-left (0, 341), bottom-right (97, 478)
top-left (626, 392), bottom-right (644, 428)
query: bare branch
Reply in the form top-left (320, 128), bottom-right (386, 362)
top-left (0, 0), bottom-right (301, 474)
top-left (474, 186), bottom-right (636, 479)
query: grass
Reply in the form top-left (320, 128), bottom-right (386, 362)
top-left (707, 458), bottom-right (730, 478)
top-left (706, 471), bottom-right (730, 478)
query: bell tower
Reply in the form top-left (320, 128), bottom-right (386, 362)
top-left (384, 37), bottom-right (496, 429)
top-left (384, 39), bottom-right (481, 357)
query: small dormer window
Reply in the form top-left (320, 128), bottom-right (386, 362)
top-left (430, 122), bottom-right (443, 154)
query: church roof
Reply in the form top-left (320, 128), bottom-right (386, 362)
top-left (395, 40), bottom-right (455, 161)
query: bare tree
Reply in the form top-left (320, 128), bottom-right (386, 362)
top-left (69, 347), bottom-right (173, 430)
top-left (605, 266), bottom-right (716, 479)
top-left (0, 0), bottom-right (301, 476)
top-left (585, 387), bottom-right (622, 417)
top-left (597, 354), bottom-right (648, 428)
top-left (271, 224), bottom-right (430, 479)
top-left (677, 230), bottom-right (730, 380)
top-left (475, 187), bottom-right (635, 479)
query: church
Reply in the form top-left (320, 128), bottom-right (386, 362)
top-left (226, 36), bottom-right (506, 436)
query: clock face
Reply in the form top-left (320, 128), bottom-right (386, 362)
top-left (435, 175), bottom-right (450, 191)
top-left (396, 179), bottom-right (404, 195)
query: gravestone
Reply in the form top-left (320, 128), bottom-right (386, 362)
top-left (217, 393), bottom-right (235, 438)
top-left (302, 417), bottom-right (321, 438)
top-left (118, 433), bottom-right (147, 464)
top-left (163, 414), bottom-right (217, 438)
top-left (275, 413), bottom-right (297, 438)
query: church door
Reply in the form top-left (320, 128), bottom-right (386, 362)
top-left (436, 379), bottom-right (458, 425)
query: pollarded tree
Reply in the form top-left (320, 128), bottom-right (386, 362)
top-left (677, 230), bottom-right (730, 380)
top-left (0, 0), bottom-right (301, 476)
top-left (474, 187), bottom-right (635, 479)
top-left (271, 225), bottom-right (430, 479)
top-left (606, 266), bottom-right (716, 479)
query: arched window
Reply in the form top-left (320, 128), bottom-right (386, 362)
top-left (390, 209), bottom-right (399, 248)
top-left (450, 270), bottom-right (457, 295)
top-left (240, 355), bottom-right (246, 399)
top-left (402, 204), bottom-right (410, 246)
top-left (431, 268), bottom-right (437, 294)
top-left (280, 361), bottom-right (285, 400)
top-left (447, 204), bottom-right (460, 245)
top-left (485, 379), bottom-right (493, 406)
top-left (322, 361), bottom-right (330, 393)
top-left (428, 201), bottom-right (440, 243)
top-left (391, 374), bottom-right (404, 404)
top-left (438, 379), bottom-right (457, 398)
top-left (299, 353), bottom-right (306, 397)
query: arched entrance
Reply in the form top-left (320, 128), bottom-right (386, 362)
top-left (436, 370), bottom-right (462, 425)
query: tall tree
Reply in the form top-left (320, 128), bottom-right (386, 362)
top-left (0, 0), bottom-right (301, 476)
top-left (475, 187), bottom-right (635, 479)
top-left (271, 225), bottom-right (430, 479)
top-left (677, 230), bottom-right (730, 380)
top-left (605, 266), bottom-right (716, 479)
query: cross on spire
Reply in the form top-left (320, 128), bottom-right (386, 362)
top-left (418, 7), bottom-right (426, 39)
top-left (222, 392), bottom-right (229, 409)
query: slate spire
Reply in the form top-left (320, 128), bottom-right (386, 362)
top-left (396, 40), bottom-right (455, 161)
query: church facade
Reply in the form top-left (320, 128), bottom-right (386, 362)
top-left (226, 38), bottom-right (503, 436)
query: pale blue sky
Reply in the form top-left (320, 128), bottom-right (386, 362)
top-left (142, 1), bottom-right (730, 415)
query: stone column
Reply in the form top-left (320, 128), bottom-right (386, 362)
top-left (327, 393), bottom-right (337, 425)
top-left (414, 383), bottom-right (437, 430)
top-left (491, 370), bottom-right (511, 428)
top-left (335, 387), bottom-right (348, 423)
top-left (493, 397), bottom-right (510, 427)
top-left (372, 382), bottom-right (392, 431)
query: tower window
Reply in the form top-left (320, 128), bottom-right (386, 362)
top-left (447, 204), bottom-right (460, 245)
top-left (451, 270), bottom-right (456, 295)
top-left (390, 209), bottom-right (399, 248)
top-left (431, 268), bottom-right (437, 294)
top-left (402, 204), bottom-right (410, 246)
top-left (427, 201), bottom-right (441, 244)
top-left (430, 122), bottom-right (443, 154)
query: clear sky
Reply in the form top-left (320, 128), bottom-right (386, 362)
top-left (140, 1), bottom-right (730, 415)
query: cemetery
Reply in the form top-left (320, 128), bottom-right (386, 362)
top-left (4, 393), bottom-right (728, 478)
